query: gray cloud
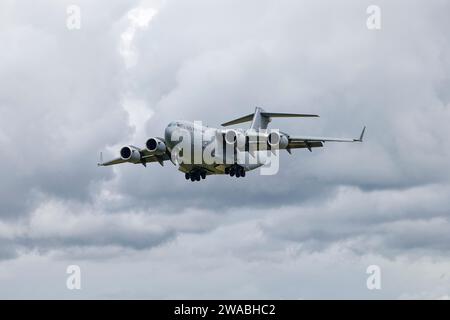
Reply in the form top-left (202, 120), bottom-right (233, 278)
top-left (0, 0), bottom-right (141, 218)
top-left (0, 0), bottom-right (450, 298)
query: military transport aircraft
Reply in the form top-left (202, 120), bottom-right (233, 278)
top-left (98, 107), bottom-right (365, 181)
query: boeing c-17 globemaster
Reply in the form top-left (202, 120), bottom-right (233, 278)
top-left (98, 107), bottom-right (365, 182)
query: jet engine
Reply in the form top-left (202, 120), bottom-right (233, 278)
top-left (267, 131), bottom-right (289, 149)
top-left (145, 137), bottom-right (167, 155)
top-left (224, 129), bottom-right (246, 149)
top-left (120, 146), bottom-right (141, 162)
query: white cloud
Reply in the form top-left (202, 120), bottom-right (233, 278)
top-left (120, 6), bottom-right (159, 68)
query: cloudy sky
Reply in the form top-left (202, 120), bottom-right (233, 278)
top-left (1, 0), bottom-right (450, 299)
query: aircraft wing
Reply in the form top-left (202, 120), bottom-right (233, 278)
top-left (287, 140), bottom-right (324, 150)
top-left (98, 157), bottom-right (128, 166)
top-left (287, 126), bottom-right (365, 151)
top-left (98, 151), bottom-right (170, 167)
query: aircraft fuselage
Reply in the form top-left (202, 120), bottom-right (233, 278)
top-left (164, 120), bottom-right (265, 176)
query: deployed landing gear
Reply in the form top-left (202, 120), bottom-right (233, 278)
top-left (186, 169), bottom-right (207, 182)
top-left (226, 165), bottom-right (246, 178)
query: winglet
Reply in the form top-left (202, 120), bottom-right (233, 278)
top-left (98, 152), bottom-right (103, 166)
top-left (354, 126), bottom-right (366, 142)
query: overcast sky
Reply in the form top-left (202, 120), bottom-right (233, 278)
top-left (1, 0), bottom-right (450, 299)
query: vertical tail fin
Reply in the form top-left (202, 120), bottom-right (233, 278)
top-left (250, 107), bottom-right (270, 129)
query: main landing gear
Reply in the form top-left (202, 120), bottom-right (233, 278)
top-left (225, 165), bottom-right (246, 178)
top-left (185, 170), bottom-right (207, 182)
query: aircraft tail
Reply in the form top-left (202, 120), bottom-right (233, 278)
top-left (221, 107), bottom-right (319, 129)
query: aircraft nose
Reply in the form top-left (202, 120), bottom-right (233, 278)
top-left (165, 126), bottom-right (176, 145)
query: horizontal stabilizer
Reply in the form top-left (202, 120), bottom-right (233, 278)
top-left (221, 113), bottom-right (254, 127)
top-left (221, 107), bottom-right (319, 128)
top-left (260, 112), bottom-right (318, 118)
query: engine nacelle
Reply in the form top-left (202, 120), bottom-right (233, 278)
top-left (267, 131), bottom-right (289, 149)
top-left (120, 146), bottom-right (141, 162)
top-left (145, 137), bottom-right (167, 155)
top-left (224, 129), bottom-right (246, 149)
